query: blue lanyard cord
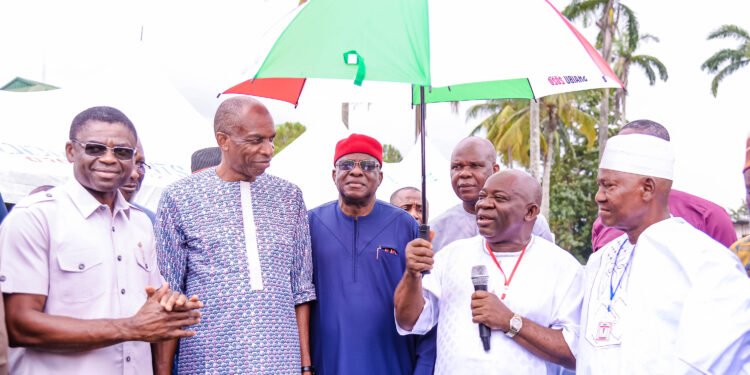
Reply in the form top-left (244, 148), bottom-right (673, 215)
top-left (609, 239), bottom-right (636, 312)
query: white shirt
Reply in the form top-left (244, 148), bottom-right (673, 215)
top-left (397, 235), bottom-right (583, 374)
top-left (577, 217), bottom-right (750, 374)
top-left (0, 179), bottom-right (163, 375)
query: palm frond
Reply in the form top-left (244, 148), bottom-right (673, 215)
top-left (618, 4), bottom-right (639, 51)
top-left (707, 24), bottom-right (750, 41)
top-left (556, 127), bottom-right (577, 163)
top-left (710, 59), bottom-right (750, 97)
top-left (466, 100), bottom-right (504, 120)
top-left (472, 111), bottom-right (500, 136)
top-left (640, 33), bottom-right (660, 43)
top-left (701, 49), bottom-right (745, 73)
top-left (563, 0), bottom-right (606, 26)
top-left (632, 55), bottom-right (668, 84)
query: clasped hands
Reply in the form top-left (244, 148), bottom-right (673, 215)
top-left (128, 282), bottom-right (204, 342)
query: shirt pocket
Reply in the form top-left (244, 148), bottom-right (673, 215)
top-left (56, 250), bottom-right (107, 303)
top-left (375, 245), bottom-right (404, 267)
top-left (133, 247), bottom-right (153, 273)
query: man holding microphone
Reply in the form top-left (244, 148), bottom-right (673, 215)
top-left (394, 170), bottom-right (582, 374)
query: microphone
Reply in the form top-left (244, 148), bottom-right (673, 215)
top-left (471, 265), bottom-right (491, 351)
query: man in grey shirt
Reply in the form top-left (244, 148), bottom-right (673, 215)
top-left (430, 137), bottom-right (554, 251)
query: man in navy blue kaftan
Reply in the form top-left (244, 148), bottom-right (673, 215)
top-left (308, 134), bottom-right (436, 375)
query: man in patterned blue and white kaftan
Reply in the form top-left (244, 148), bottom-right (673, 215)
top-left (308, 133), bottom-right (436, 375)
top-left (155, 97), bottom-right (316, 375)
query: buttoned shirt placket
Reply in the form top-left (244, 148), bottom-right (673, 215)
top-left (107, 204), bottom-right (137, 374)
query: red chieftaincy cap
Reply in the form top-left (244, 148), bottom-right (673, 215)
top-left (333, 133), bottom-right (383, 166)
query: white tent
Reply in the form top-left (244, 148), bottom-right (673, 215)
top-left (0, 45), bottom-right (215, 209)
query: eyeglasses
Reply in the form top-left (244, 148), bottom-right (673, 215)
top-left (136, 161), bottom-right (151, 173)
top-left (336, 159), bottom-right (380, 172)
top-left (71, 139), bottom-right (137, 161)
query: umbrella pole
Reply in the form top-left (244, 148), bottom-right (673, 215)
top-left (419, 86), bottom-right (428, 225)
top-left (418, 85), bottom-right (431, 274)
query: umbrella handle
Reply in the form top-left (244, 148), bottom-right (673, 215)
top-left (420, 224), bottom-right (431, 275)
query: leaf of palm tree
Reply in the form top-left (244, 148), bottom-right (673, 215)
top-left (466, 100), bottom-right (505, 122)
top-left (710, 59), bottom-right (750, 97)
top-left (563, 0), bottom-right (606, 27)
top-left (632, 55), bottom-right (668, 84)
top-left (701, 49), bottom-right (745, 73)
top-left (618, 4), bottom-right (640, 51)
top-left (707, 25), bottom-right (750, 41)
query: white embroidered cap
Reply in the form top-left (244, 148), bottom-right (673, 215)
top-left (599, 134), bottom-right (675, 180)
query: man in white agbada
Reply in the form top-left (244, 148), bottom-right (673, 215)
top-left (394, 170), bottom-right (582, 374)
top-left (577, 132), bottom-right (750, 374)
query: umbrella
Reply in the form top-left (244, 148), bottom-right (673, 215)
top-left (223, 0), bottom-right (623, 234)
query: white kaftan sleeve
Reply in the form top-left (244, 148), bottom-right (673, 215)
top-left (396, 251), bottom-right (445, 335)
top-left (674, 252), bottom-right (750, 374)
top-left (548, 263), bottom-right (584, 356)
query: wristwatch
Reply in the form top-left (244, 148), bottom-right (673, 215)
top-left (506, 314), bottom-right (523, 338)
top-left (301, 366), bottom-right (316, 374)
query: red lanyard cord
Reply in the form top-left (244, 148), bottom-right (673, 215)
top-left (485, 238), bottom-right (531, 300)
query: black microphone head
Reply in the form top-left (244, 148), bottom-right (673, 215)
top-left (471, 265), bottom-right (489, 287)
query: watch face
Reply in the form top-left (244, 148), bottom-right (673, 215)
top-left (510, 315), bottom-right (523, 331)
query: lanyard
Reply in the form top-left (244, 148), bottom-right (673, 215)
top-left (485, 237), bottom-right (532, 300)
top-left (609, 238), bottom-right (636, 312)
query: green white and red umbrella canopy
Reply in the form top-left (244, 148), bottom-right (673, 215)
top-left (224, 0), bottom-right (623, 224)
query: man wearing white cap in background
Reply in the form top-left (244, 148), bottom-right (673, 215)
top-left (577, 132), bottom-right (750, 374)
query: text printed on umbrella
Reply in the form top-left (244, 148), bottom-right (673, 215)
top-left (547, 75), bottom-right (588, 86)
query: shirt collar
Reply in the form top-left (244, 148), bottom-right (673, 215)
top-left (64, 179), bottom-right (132, 220)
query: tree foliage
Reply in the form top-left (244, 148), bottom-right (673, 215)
top-left (729, 201), bottom-right (749, 222)
top-left (701, 24), bottom-right (750, 97)
top-left (274, 122), bottom-right (306, 154)
top-left (549, 129), bottom-right (601, 263)
top-left (383, 144), bottom-right (403, 163)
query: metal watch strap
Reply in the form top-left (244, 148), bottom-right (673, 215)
top-left (506, 314), bottom-right (522, 338)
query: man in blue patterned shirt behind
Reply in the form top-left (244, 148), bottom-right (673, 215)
top-left (155, 97), bottom-right (316, 374)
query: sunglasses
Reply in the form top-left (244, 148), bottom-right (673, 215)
top-left (71, 139), bottom-right (137, 161)
top-left (336, 159), bottom-right (380, 172)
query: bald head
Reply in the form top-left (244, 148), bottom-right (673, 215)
top-left (493, 169), bottom-right (542, 206)
top-left (452, 136), bottom-right (497, 163)
top-left (214, 96), bottom-right (272, 134)
top-left (213, 96), bottom-right (276, 182)
top-left (620, 119), bottom-right (670, 141)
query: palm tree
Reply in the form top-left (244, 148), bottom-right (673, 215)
top-left (612, 33), bottom-right (668, 125)
top-left (529, 101), bottom-right (541, 182)
top-left (701, 24), bottom-right (750, 97)
top-left (467, 94), bottom-right (596, 217)
top-left (564, 0), bottom-right (639, 158)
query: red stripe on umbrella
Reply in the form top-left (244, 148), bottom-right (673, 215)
top-left (223, 78), bottom-right (307, 106)
top-left (545, 0), bottom-right (624, 87)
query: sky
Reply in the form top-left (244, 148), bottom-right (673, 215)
top-left (1, 0), bottom-right (749, 210)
